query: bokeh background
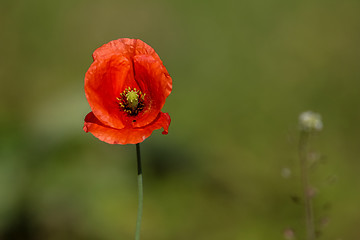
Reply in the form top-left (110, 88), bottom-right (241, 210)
top-left (1, 0), bottom-right (360, 239)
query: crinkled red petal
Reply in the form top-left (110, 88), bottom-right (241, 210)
top-left (83, 111), bottom-right (171, 145)
top-left (85, 56), bottom-right (132, 129)
top-left (92, 39), bottom-right (162, 63)
top-left (131, 54), bottom-right (172, 128)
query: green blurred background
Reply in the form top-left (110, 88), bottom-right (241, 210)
top-left (1, 0), bottom-right (360, 239)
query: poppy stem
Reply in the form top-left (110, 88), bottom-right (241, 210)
top-left (135, 143), bottom-right (143, 240)
top-left (299, 132), bottom-right (315, 240)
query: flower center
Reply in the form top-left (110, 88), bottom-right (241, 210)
top-left (117, 87), bottom-right (145, 116)
top-left (126, 91), bottom-right (139, 111)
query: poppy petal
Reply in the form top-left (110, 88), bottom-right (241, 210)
top-left (85, 55), bottom-right (133, 129)
top-left (92, 38), bottom-right (162, 63)
top-left (83, 111), bottom-right (171, 145)
top-left (131, 54), bottom-right (172, 128)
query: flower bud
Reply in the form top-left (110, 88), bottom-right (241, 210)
top-left (299, 111), bottom-right (323, 132)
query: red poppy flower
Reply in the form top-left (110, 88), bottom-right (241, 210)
top-left (83, 38), bottom-right (172, 144)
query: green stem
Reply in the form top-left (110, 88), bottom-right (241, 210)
top-left (135, 143), bottom-right (143, 240)
top-left (299, 132), bottom-right (315, 240)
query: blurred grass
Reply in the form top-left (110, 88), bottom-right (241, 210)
top-left (1, 0), bottom-right (360, 239)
